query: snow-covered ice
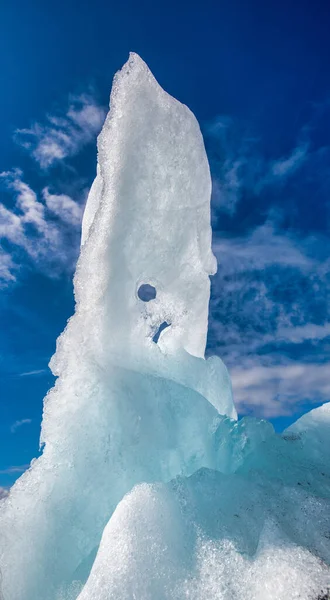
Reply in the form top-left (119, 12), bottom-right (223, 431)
top-left (0, 53), bottom-right (329, 600)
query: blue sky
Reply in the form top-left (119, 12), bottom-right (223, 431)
top-left (1, 0), bottom-right (330, 493)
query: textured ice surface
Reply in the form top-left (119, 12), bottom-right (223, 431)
top-left (77, 407), bottom-right (330, 600)
top-left (0, 53), bottom-right (329, 600)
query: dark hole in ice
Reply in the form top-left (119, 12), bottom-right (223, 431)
top-left (137, 283), bottom-right (156, 302)
top-left (153, 321), bottom-right (170, 344)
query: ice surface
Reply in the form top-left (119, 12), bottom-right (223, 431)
top-left (0, 53), bottom-right (329, 600)
top-left (78, 475), bottom-right (330, 600)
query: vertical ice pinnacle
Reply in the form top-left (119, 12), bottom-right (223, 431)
top-left (79, 52), bottom-right (217, 360)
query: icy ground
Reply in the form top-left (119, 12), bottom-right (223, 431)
top-left (0, 54), bottom-right (329, 600)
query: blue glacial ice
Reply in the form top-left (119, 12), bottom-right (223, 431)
top-left (0, 53), bottom-right (329, 600)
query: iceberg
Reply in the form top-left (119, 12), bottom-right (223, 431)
top-left (0, 53), bottom-right (329, 600)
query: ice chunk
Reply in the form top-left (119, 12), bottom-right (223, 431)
top-left (77, 51), bottom-right (216, 361)
top-left (78, 468), bottom-right (330, 600)
top-left (284, 402), bottom-right (330, 471)
top-left (78, 406), bottom-right (330, 598)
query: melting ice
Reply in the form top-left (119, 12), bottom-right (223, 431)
top-left (0, 53), bottom-right (329, 600)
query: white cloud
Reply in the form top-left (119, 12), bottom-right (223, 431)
top-left (15, 94), bottom-right (106, 168)
top-left (0, 464), bottom-right (30, 475)
top-left (67, 97), bottom-right (105, 131)
top-left (276, 323), bottom-right (330, 344)
top-left (207, 117), bottom-right (310, 215)
top-left (19, 369), bottom-right (47, 377)
top-left (213, 222), bottom-right (313, 273)
top-left (0, 247), bottom-right (17, 285)
top-left (207, 116), bottom-right (261, 215)
top-left (270, 143), bottom-right (309, 178)
top-left (10, 418), bottom-right (32, 434)
top-left (43, 187), bottom-right (83, 226)
top-left (0, 201), bottom-right (24, 246)
top-left (11, 175), bottom-right (46, 231)
top-left (230, 360), bottom-right (330, 418)
top-left (0, 170), bottom-right (82, 282)
top-left (0, 169), bottom-right (48, 239)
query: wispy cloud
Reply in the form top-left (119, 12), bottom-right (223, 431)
top-left (269, 143), bottom-right (309, 178)
top-left (230, 360), bottom-right (330, 418)
top-left (0, 464), bottom-right (30, 475)
top-left (206, 116), bottom-right (259, 215)
top-left (276, 323), bottom-right (330, 344)
top-left (0, 170), bottom-right (83, 283)
top-left (42, 187), bottom-right (83, 226)
top-left (15, 94), bottom-right (106, 168)
top-left (206, 117), bottom-right (310, 215)
top-left (10, 418), bottom-right (32, 433)
top-left (19, 369), bottom-right (47, 377)
top-left (0, 169), bottom-right (51, 241)
top-left (212, 222), bottom-right (313, 272)
top-left (0, 247), bottom-right (17, 285)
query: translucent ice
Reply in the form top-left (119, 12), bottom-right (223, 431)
top-left (0, 54), bottom-right (329, 600)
